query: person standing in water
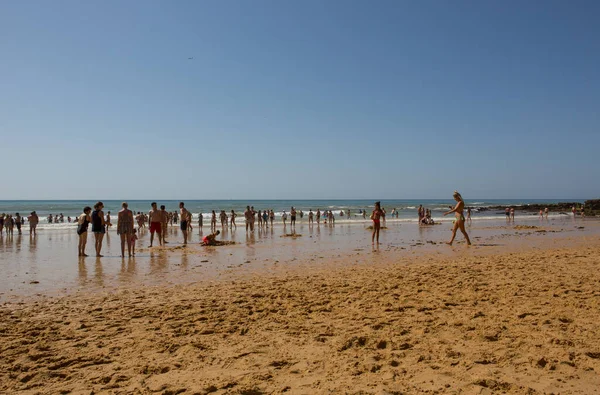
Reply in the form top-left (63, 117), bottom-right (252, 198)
top-left (91, 202), bottom-right (106, 257)
top-left (443, 191), bottom-right (471, 246)
top-left (148, 202), bottom-right (163, 248)
top-left (211, 210), bottom-right (217, 232)
top-left (77, 206), bottom-right (92, 256)
top-left (179, 202), bottom-right (191, 245)
top-left (290, 207), bottom-right (297, 229)
top-left (466, 207), bottom-right (472, 224)
top-left (15, 213), bottom-right (22, 234)
top-left (117, 202), bottom-right (134, 257)
top-left (371, 201), bottom-right (384, 244)
top-left (230, 210), bottom-right (237, 229)
top-left (160, 205), bottom-right (169, 244)
top-left (28, 211), bottom-right (39, 236)
top-left (244, 206), bottom-right (252, 232)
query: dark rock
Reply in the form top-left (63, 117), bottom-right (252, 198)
top-left (584, 199), bottom-right (600, 216)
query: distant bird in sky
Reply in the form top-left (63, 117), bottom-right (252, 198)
top-left (188, 57), bottom-right (194, 60)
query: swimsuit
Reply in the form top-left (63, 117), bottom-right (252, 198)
top-left (180, 220), bottom-right (188, 231)
top-left (150, 222), bottom-right (161, 234)
top-left (117, 212), bottom-right (133, 235)
top-left (77, 215), bottom-right (90, 235)
top-left (91, 210), bottom-right (104, 233)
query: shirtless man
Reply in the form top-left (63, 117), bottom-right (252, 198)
top-left (316, 209), bottom-right (321, 224)
top-left (160, 205), bottom-right (169, 244)
top-left (244, 206), bottom-right (252, 232)
top-left (148, 202), bottom-right (163, 247)
top-left (290, 207), bottom-right (297, 228)
top-left (250, 206), bottom-right (256, 231)
top-left (179, 202), bottom-right (191, 245)
top-left (544, 207), bottom-right (549, 219)
top-left (308, 209), bottom-right (314, 225)
top-left (28, 211), bottom-right (39, 235)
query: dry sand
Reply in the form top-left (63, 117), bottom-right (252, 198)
top-left (2, 238), bottom-right (600, 394)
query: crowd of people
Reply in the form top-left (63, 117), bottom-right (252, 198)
top-left (12, 192), bottom-right (589, 255)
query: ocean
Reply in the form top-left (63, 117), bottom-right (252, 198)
top-left (0, 199), bottom-right (582, 230)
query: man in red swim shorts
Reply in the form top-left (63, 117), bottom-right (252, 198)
top-left (148, 202), bottom-right (163, 247)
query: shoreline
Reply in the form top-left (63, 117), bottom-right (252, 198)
top-left (1, 216), bottom-right (598, 302)
top-left (2, 235), bottom-right (600, 393)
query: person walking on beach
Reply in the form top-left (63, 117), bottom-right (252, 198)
top-left (28, 211), bottom-right (38, 235)
top-left (198, 211), bottom-right (203, 230)
top-left (282, 210), bottom-right (288, 226)
top-left (91, 202), bottom-right (106, 257)
top-left (269, 210), bottom-right (274, 227)
top-left (466, 207), bottom-right (472, 224)
top-left (117, 202), bottom-right (134, 257)
top-left (544, 207), bottom-right (549, 219)
top-left (308, 210), bottom-right (314, 225)
top-left (179, 202), bottom-right (191, 245)
top-left (443, 191), bottom-right (471, 246)
top-left (77, 206), bottom-right (92, 256)
top-left (510, 207), bottom-right (515, 221)
top-left (418, 205), bottom-right (424, 224)
top-left (148, 202), bottom-right (163, 248)
top-left (371, 201), bottom-right (384, 244)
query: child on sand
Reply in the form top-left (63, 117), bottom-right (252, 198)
top-left (202, 230), bottom-right (221, 246)
top-left (371, 201), bottom-right (384, 244)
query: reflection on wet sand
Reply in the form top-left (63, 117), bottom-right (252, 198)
top-left (0, 217), bottom-right (598, 301)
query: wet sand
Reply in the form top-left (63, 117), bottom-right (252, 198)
top-left (1, 218), bottom-right (600, 393)
top-left (0, 216), bottom-right (593, 301)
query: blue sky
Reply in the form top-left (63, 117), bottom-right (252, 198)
top-left (1, 0), bottom-right (599, 200)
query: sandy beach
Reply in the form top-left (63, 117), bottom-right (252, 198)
top-left (1, 218), bottom-right (600, 394)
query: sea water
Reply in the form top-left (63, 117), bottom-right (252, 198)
top-left (0, 199), bottom-right (582, 231)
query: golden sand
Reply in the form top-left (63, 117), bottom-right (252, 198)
top-left (2, 236), bottom-right (600, 394)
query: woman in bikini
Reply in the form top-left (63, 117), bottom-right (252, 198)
top-left (230, 210), bottom-right (236, 229)
top-left (370, 201), bottom-right (384, 244)
top-left (443, 191), bottom-right (471, 246)
top-left (117, 202), bottom-right (134, 258)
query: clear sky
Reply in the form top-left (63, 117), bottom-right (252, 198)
top-left (1, 0), bottom-right (599, 200)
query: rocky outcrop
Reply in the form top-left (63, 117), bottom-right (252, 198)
top-left (477, 202), bottom-right (581, 213)
top-left (584, 199), bottom-right (600, 216)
